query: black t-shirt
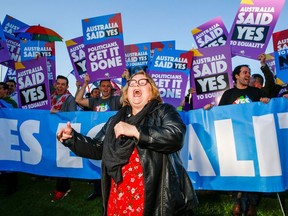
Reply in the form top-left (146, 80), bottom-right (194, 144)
top-left (88, 96), bottom-right (121, 111)
top-left (218, 86), bottom-right (267, 106)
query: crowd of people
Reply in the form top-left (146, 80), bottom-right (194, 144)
top-left (1, 53), bottom-right (288, 215)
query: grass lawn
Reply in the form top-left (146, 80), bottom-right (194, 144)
top-left (0, 173), bottom-right (287, 216)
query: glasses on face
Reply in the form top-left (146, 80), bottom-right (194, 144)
top-left (127, 78), bottom-right (149, 87)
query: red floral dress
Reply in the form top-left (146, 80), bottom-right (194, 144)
top-left (107, 147), bottom-right (145, 216)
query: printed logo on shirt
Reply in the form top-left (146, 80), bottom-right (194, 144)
top-left (233, 95), bottom-right (251, 104)
top-left (93, 103), bottom-right (111, 112)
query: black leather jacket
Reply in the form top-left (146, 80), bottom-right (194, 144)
top-left (63, 103), bottom-right (198, 216)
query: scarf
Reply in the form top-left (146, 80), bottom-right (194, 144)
top-left (50, 90), bottom-right (71, 110)
top-left (102, 99), bottom-right (159, 183)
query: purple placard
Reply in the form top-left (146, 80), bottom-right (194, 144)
top-left (1, 15), bottom-right (29, 69)
top-left (20, 40), bottom-right (56, 87)
top-left (227, 0), bottom-right (285, 59)
top-left (190, 45), bottom-right (233, 109)
top-left (15, 57), bottom-right (51, 110)
top-left (3, 67), bottom-right (16, 82)
top-left (82, 13), bottom-right (125, 82)
top-left (2, 36), bottom-right (21, 69)
top-left (66, 36), bottom-right (87, 81)
top-left (148, 49), bottom-right (193, 107)
top-left (0, 23), bottom-right (10, 63)
top-left (1, 15), bottom-right (29, 39)
top-left (192, 16), bottom-right (228, 48)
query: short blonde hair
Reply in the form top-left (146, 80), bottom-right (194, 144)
top-left (121, 70), bottom-right (163, 106)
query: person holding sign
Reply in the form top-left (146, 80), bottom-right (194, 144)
top-left (57, 70), bottom-right (198, 215)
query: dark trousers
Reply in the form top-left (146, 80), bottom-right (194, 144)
top-left (92, 179), bottom-right (102, 195)
top-left (232, 191), bottom-right (260, 212)
top-left (2, 172), bottom-right (18, 195)
top-left (56, 177), bottom-right (70, 192)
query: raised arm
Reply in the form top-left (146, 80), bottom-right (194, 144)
top-left (258, 53), bottom-right (275, 96)
top-left (58, 121), bottom-right (108, 160)
top-left (74, 80), bottom-right (82, 98)
top-left (75, 74), bottom-right (90, 108)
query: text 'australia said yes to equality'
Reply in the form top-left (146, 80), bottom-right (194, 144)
top-left (87, 41), bottom-right (123, 72)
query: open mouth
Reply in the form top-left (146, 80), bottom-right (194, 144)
top-left (133, 89), bottom-right (142, 97)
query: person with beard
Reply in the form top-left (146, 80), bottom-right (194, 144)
top-left (219, 65), bottom-right (270, 216)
